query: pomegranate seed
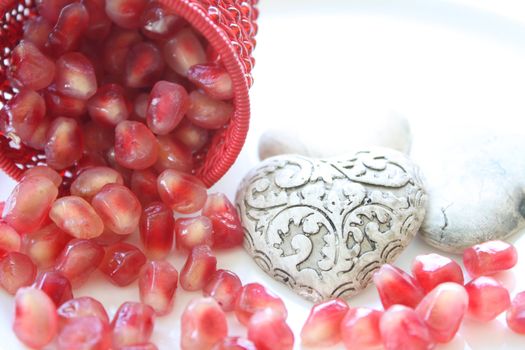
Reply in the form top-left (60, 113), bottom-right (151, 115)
top-left (173, 119), bottom-right (209, 152)
top-left (0, 252), bottom-right (36, 295)
top-left (100, 242), bottom-right (146, 286)
top-left (188, 64), bottom-right (234, 100)
top-left (23, 17), bottom-right (52, 49)
top-left (465, 276), bottom-right (511, 322)
top-left (45, 85), bottom-right (88, 119)
top-left (125, 42), bottom-right (165, 88)
top-left (300, 298), bottom-right (349, 347)
top-left (82, 0), bottom-right (112, 40)
top-left (373, 264), bottom-right (425, 309)
top-left (106, 0), bottom-right (148, 29)
top-left (83, 122), bottom-right (116, 153)
top-left (248, 309), bottom-right (294, 350)
top-left (34, 271), bottom-right (73, 307)
top-left (203, 269), bottom-right (242, 312)
top-left (24, 118), bottom-right (51, 150)
top-left (58, 296), bottom-right (110, 325)
top-left (411, 253), bottom-right (464, 293)
top-left (157, 170), bottom-right (207, 214)
top-left (507, 291), bottom-right (525, 334)
top-left (2, 176), bottom-right (58, 233)
top-left (180, 245), bottom-right (217, 291)
top-left (21, 223), bottom-right (70, 268)
top-left (164, 28), bottom-right (206, 76)
top-left (47, 3), bottom-right (89, 55)
top-left (112, 302), bottom-right (155, 348)
top-left (186, 90), bottom-right (234, 129)
top-left (202, 193), bottom-right (244, 249)
top-left (155, 136), bottom-right (193, 173)
top-left (146, 81), bottom-right (188, 135)
top-left (0, 223), bottom-right (21, 258)
top-left (140, 1), bottom-right (184, 40)
top-left (1, 88), bottom-right (46, 142)
top-left (58, 316), bottom-right (111, 350)
top-left (134, 93), bottom-right (150, 120)
top-left (55, 239), bottom-right (105, 287)
top-left (50, 196), bottom-right (104, 239)
top-left (120, 344), bottom-right (158, 350)
top-left (380, 305), bottom-right (433, 350)
top-left (181, 297), bottom-right (228, 350)
top-left (211, 337), bottom-right (257, 350)
top-left (93, 229), bottom-right (127, 246)
top-left (36, 0), bottom-right (75, 23)
top-left (13, 287), bottom-right (58, 349)
top-left (71, 166), bottom-right (125, 200)
top-left (115, 121), bottom-right (159, 170)
top-left (131, 169), bottom-right (160, 205)
top-left (8, 41), bottom-right (55, 91)
top-left (106, 147), bottom-right (133, 183)
top-left (45, 117), bottom-right (84, 170)
top-left (55, 52), bottom-right (98, 100)
top-left (22, 166), bottom-right (62, 187)
top-left (463, 240), bottom-right (518, 277)
top-left (175, 216), bottom-right (214, 251)
top-left (139, 260), bottom-right (178, 316)
top-left (88, 84), bottom-right (130, 127)
top-left (103, 28), bottom-right (143, 76)
top-left (340, 307), bottom-right (383, 350)
top-left (140, 202), bottom-right (174, 259)
top-left (235, 283), bottom-right (287, 326)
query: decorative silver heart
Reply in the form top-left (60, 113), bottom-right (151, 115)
top-left (235, 148), bottom-right (427, 302)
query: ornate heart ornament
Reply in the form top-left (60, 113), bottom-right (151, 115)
top-left (235, 149), bottom-right (427, 302)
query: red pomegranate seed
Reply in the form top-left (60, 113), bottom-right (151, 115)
top-left (300, 298), bottom-right (349, 347)
top-left (164, 28), bottom-right (207, 76)
top-left (155, 136), bottom-right (193, 173)
top-left (88, 84), bottom-right (130, 127)
top-left (463, 240), bottom-right (518, 278)
top-left (146, 81), bottom-right (188, 135)
top-left (181, 297), bottom-right (228, 350)
top-left (140, 1), bottom-right (184, 40)
top-left (58, 296), bottom-right (110, 325)
top-left (507, 291), bottom-right (525, 334)
top-left (340, 307), bottom-right (383, 350)
top-left (411, 253), bottom-right (464, 293)
top-left (380, 305), bottom-right (433, 350)
top-left (34, 271), bottom-right (73, 307)
top-left (71, 166), bottom-right (125, 200)
top-left (83, 122), bottom-right (116, 153)
top-left (125, 42), bottom-right (165, 88)
top-left (13, 287), bottom-right (58, 349)
top-left (2, 176), bottom-right (58, 233)
top-left (103, 28), bottom-right (143, 76)
top-left (180, 245), bottom-right (217, 291)
top-left (235, 283), bottom-right (287, 326)
top-left (202, 193), bottom-right (244, 249)
top-left (157, 170), bottom-right (207, 214)
top-left (140, 202), bottom-right (174, 259)
top-left (188, 64), bottom-right (234, 100)
top-left (186, 90), bottom-right (234, 129)
top-left (131, 169), bottom-right (160, 205)
top-left (106, 147), bottom-right (133, 183)
top-left (373, 264), bottom-right (425, 309)
top-left (203, 269), bottom-right (242, 312)
top-left (24, 118), bottom-right (50, 150)
top-left (100, 242), bottom-right (147, 286)
top-left (23, 17), bottom-right (52, 50)
top-left (50, 196), bottom-right (104, 239)
top-left (55, 239), bottom-right (105, 287)
top-left (21, 223), bottom-right (70, 268)
top-left (133, 93), bottom-right (149, 120)
top-left (55, 52), bottom-right (98, 100)
top-left (1, 88), bottom-right (46, 142)
top-left (45, 85), bottom-right (88, 119)
top-left (175, 216), bottom-right (214, 251)
top-left (0, 223), bottom-right (21, 258)
top-left (112, 302), bottom-right (155, 348)
top-left (8, 41), bottom-right (55, 91)
top-left (45, 117), bottom-right (84, 170)
top-left (465, 276), bottom-right (511, 322)
top-left (139, 260), bottom-right (178, 316)
top-left (47, 3), bottom-right (89, 55)
top-left (0, 252), bottom-right (36, 295)
top-left (120, 344), bottom-right (158, 350)
top-left (115, 121), bottom-right (160, 170)
top-left (173, 119), bottom-right (209, 152)
top-left (23, 166), bottom-right (62, 187)
top-left (82, 0), bottom-right (112, 40)
top-left (35, 0), bottom-right (75, 23)
top-left (247, 309), bottom-right (294, 350)
top-left (211, 337), bottom-right (257, 350)
top-left (106, 0), bottom-right (148, 29)
top-left (58, 316), bottom-right (111, 350)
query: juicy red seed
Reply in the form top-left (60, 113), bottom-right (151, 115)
top-left (0, 252), bottom-right (36, 295)
top-left (50, 196), bottom-right (104, 239)
top-left (0, 223), bottom-right (21, 258)
top-left (24, 118), bottom-right (50, 150)
top-left (99, 242), bottom-right (147, 286)
top-left (139, 260), bottom-right (178, 316)
top-left (120, 344), bottom-right (158, 350)
top-left (164, 28), bottom-right (206, 76)
top-left (1, 88), bottom-right (46, 142)
top-left (157, 169), bottom-right (207, 214)
top-left (186, 90), bottom-right (234, 129)
top-left (181, 297), bottom-right (228, 350)
top-left (111, 302), bottom-right (155, 348)
top-left (47, 3), bottom-right (89, 55)
top-left (202, 193), bottom-right (244, 249)
top-left (115, 121), bottom-right (160, 170)
top-left (180, 245), bottom-right (217, 291)
top-left (103, 28), bottom-right (143, 76)
top-left (23, 16), bottom-right (52, 50)
top-left (340, 307), bottom-right (383, 350)
top-left (211, 337), bottom-right (257, 350)
top-left (247, 309), bottom-right (294, 350)
top-left (34, 271), bottom-right (73, 307)
top-left (380, 305), bottom-right (434, 350)
top-left (173, 119), bottom-right (209, 152)
top-left (188, 64), bottom-right (234, 100)
top-left (465, 276), bottom-right (511, 322)
top-left (23, 166), bottom-right (62, 187)
top-left (235, 283), bottom-right (288, 326)
top-left (58, 316), bottom-right (111, 350)
top-left (203, 269), bottom-right (242, 312)
top-left (463, 240), bottom-right (518, 278)
top-left (21, 223), bottom-right (70, 268)
top-left (507, 291), bottom-right (525, 334)
top-left (300, 298), bottom-right (349, 347)
top-left (36, 0), bottom-right (75, 23)
top-left (82, 0), bottom-right (112, 40)
top-left (125, 42), bottom-right (165, 88)
top-left (88, 83), bottom-right (130, 127)
top-left (373, 264), bottom-right (425, 309)
top-left (140, 202), bottom-right (174, 259)
top-left (13, 287), bottom-right (58, 349)
top-left (155, 136), bottom-right (193, 173)
top-left (83, 122), bottom-right (116, 153)
top-left (134, 93), bottom-right (150, 120)
top-left (45, 117), bottom-right (84, 170)
top-left (131, 169), bottom-right (160, 205)
top-left (8, 41), bottom-right (56, 91)
top-left (140, 1), bottom-right (184, 40)
top-left (55, 52), bottom-right (98, 100)
top-left (71, 166), bottom-right (124, 200)
top-left (58, 296), bottom-right (110, 326)
top-left (106, 0), bottom-right (148, 29)
top-left (55, 239), bottom-right (105, 287)
top-left (44, 85), bottom-right (88, 119)
top-left (411, 253), bottom-right (464, 293)
top-left (175, 216), bottom-right (214, 251)
top-left (147, 81), bottom-right (188, 135)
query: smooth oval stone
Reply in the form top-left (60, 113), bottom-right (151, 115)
top-left (236, 148), bottom-right (426, 302)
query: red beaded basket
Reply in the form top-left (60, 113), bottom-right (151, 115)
top-left (0, 0), bottom-right (258, 188)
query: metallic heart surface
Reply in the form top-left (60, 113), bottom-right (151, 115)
top-left (235, 148), bottom-right (427, 302)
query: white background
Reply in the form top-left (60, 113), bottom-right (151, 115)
top-left (2, 0), bottom-right (525, 348)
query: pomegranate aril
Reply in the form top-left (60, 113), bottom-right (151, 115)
top-left (71, 166), bottom-right (124, 200)
top-left (21, 223), bottom-right (70, 268)
top-left (140, 202), bottom-right (174, 259)
top-left (155, 136), bottom-right (193, 173)
top-left (157, 170), bottom-right (207, 214)
top-left (373, 263), bottom-right (425, 309)
top-left (55, 239), bottom-right (105, 287)
top-left (13, 287), bottom-right (58, 349)
top-left (83, 122), bottom-right (115, 153)
top-left (235, 283), bottom-right (288, 326)
top-left (380, 305), bottom-right (433, 350)
top-left (45, 85), bottom-right (88, 119)
top-left (45, 117), bottom-right (84, 170)
top-left (8, 41), bottom-right (55, 91)
top-left (340, 307), bottom-right (383, 350)
top-left (212, 337), bottom-right (257, 350)
top-left (112, 302), bottom-right (155, 348)
top-left (463, 240), bottom-right (518, 278)
top-left (55, 52), bottom-right (98, 100)
top-left (34, 271), bottom-right (73, 307)
top-left (180, 245), bottom-right (217, 291)
top-left (58, 296), bottom-right (110, 326)
top-left (411, 253), bottom-right (464, 293)
top-left (23, 17), bottom-right (52, 50)
top-left (115, 121), bottom-right (160, 170)
top-left (0, 252), bottom-right (36, 295)
top-left (58, 316), bottom-right (111, 350)
top-left (203, 269), bottom-right (242, 312)
top-left (181, 297), bottom-right (228, 350)
top-left (186, 90), bottom-right (234, 129)
top-left (107, 146), bottom-right (133, 183)
top-left (50, 196), bottom-right (104, 239)
top-left (134, 93), bottom-right (150, 120)
top-left (131, 169), bottom-right (160, 205)
top-left (22, 166), bottom-right (62, 187)
top-left (100, 242), bottom-right (146, 286)
top-left (507, 291), bottom-right (525, 334)
top-left (0, 223), bottom-right (21, 258)
top-left (147, 81), bottom-right (188, 135)
top-left (248, 309), bottom-right (294, 350)
top-left (202, 193), bottom-right (244, 249)
top-left (141, 1), bottom-right (184, 40)
top-left (164, 28), bottom-right (207, 76)
top-left (106, 0), bottom-right (148, 29)
top-left (103, 28), bottom-right (143, 76)
top-left (465, 276), bottom-right (511, 322)
top-left (139, 260), bottom-right (178, 316)
top-left (125, 42), bottom-right (165, 88)
top-left (36, 0), bottom-right (75, 23)
top-left (1, 88), bottom-right (46, 142)
top-left (24, 118), bottom-right (50, 150)
top-left (188, 64), bottom-right (234, 100)
top-left (82, 0), bottom-right (112, 40)
top-left (300, 298), bottom-right (349, 347)
top-left (120, 344), bottom-right (158, 350)
top-left (173, 119), bottom-right (209, 152)
top-left (175, 216), bottom-right (213, 251)
top-left (88, 84), bottom-right (130, 127)
top-left (47, 3), bottom-right (89, 55)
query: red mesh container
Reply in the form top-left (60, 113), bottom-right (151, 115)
top-left (0, 0), bottom-right (258, 188)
